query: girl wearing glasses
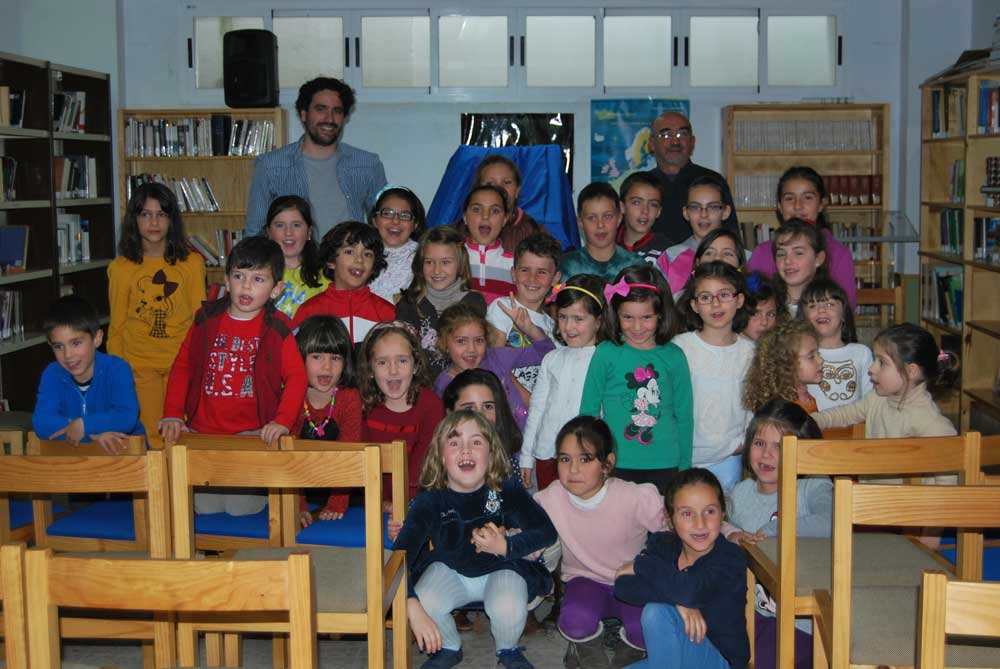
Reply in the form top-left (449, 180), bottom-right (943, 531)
top-left (368, 186), bottom-right (426, 303)
top-left (673, 262), bottom-right (754, 492)
top-left (108, 182), bottom-right (206, 438)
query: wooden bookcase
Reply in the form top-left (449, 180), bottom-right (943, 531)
top-left (0, 52), bottom-right (114, 410)
top-left (116, 107), bottom-right (287, 281)
top-left (920, 63), bottom-right (1000, 431)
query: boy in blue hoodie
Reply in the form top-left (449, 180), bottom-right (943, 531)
top-left (33, 296), bottom-right (144, 452)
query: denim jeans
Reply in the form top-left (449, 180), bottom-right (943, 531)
top-left (627, 603), bottom-right (730, 669)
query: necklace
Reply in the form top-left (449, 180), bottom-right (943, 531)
top-left (303, 390), bottom-right (336, 437)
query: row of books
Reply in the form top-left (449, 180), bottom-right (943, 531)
top-left (920, 264), bottom-right (963, 329)
top-left (732, 119), bottom-right (878, 152)
top-left (947, 159), bottom-right (965, 203)
top-left (973, 216), bottom-right (1000, 264)
top-left (54, 155), bottom-right (98, 199)
top-left (0, 86), bottom-right (26, 127)
top-left (827, 221), bottom-right (881, 261)
top-left (977, 79), bottom-right (1000, 135)
top-left (733, 173), bottom-right (882, 208)
top-left (0, 156), bottom-right (16, 201)
top-left (123, 116), bottom-right (275, 158)
top-left (55, 213), bottom-right (91, 265)
top-left (126, 173), bottom-right (220, 213)
top-left (0, 291), bottom-right (24, 341)
top-left (186, 229), bottom-right (244, 268)
top-left (938, 208), bottom-right (964, 256)
top-left (930, 86), bottom-right (968, 138)
top-left (52, 91), bottom-right (86, 133)
top-left (982, 156), bottom-right (1000, 207)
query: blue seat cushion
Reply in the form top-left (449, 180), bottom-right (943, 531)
top-left (195, 504), bottom-right (271, 539)
top-left (939, 545), bottom-right (1000, 581)
top-left (9, 500), bottom-right (67, 529)
top-left (47, 500), bottom-right (136, 541)
top-left (939, 528), bottom-right (1000, 546)
top-left (295, 507), bottom-right (392, 549)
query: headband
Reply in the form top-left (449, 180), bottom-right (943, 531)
top-left (373, 183), bottom-right (414, 205)
top-left (603, 278), bottom-right (660, 303)
top-left (546, 283), bottom-right (603, 308)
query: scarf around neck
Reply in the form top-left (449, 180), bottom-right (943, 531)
top-left (425, 280), bottom-right (467, 313)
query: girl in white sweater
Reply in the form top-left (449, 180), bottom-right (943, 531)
top-left (520, 274), bottom-right (611, 492)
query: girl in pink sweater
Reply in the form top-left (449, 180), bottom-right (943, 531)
top-left (534, 416), bottom-right (666, 668)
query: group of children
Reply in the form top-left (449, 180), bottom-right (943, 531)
top-left (30, 156), bottom-right (961, 669)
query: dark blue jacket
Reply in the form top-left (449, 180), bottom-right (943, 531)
top-left (393, 477), bottom-right (557, 601)
top-left (615, 531), bottom-right (749, 669)
top-left (33, 351), bottom-right (145, 441)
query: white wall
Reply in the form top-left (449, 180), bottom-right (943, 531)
top-left (5, 0), bottom-right (117, 74)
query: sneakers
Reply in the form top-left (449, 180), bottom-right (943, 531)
top-left (496, 646), bottom-right (534, 669)
top-left (564, 637), bottom-right (610, 669)
top-left (420, 648), bottom-right (463, 669)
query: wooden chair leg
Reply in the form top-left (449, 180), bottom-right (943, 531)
top-left (393, 574), bottom-right (411, 669)
top-left (746, 569), bottom-right (756, 669)
top-left (205, 631), bottom-right (224, 666)
top-left (369, 609), bottom-right (387, 669)
top-left (154, 614), bottom-right (177, 669)
top-left (812, 621), bottom-right (828, 669)
top-left (223, 632), bottom-right (242, 667)
top-left (177, 622), bottom-right (199, 667)
top-left (142, 641), bottom-right (155, 669)
top-left (272, 634), bottom-right (288, 669)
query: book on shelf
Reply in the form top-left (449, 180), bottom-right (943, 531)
top-left (0, 86), bottom-right (8, 125)
top-left (931, 86), bottom-right (968, 138)
top-left (54, 155), bottom-right (97, 199)
top-left (126, 173), bottom-right (220, 212)
top-left (938, 208), bottom-right (964, 255)
top-left (829, 220), bottom-right (880, 260)
top-left (0, 290), bottom-right (23, 341)
top-left (215, 229), bottom-right (244, 265)
top-left (124, 115), bottom-right (275, 158)
top-left (186, 235), bottom-right (221, 267)
top-left (52, 91), bottom-right (86, 133)
top-left (973, 216), bottom-right (1000, 264)
top-left (920, 264), bottom-right (963, 328)
top-left (0, 156), bottom-right (16, 201)
top-left (948, 159), bottom-right (966, 202)
top-left (55, 212), bottom-right (91, 264)
top-left (977, 79), bottom-right (1000, 135)
top-left (0, 225), bottom-right (28, 272)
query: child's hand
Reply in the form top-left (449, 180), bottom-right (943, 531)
top-left (497, 293), bottom-right (547, 343)
top-left (158, 418), bottom-right (188, 444)
top-left (260, 421), bottom-right (289, 445)
top-left (614, 560), bottom-right (635, 578)
top-left (300, 510), bottom-right (314, 528)
top-left (387, 519), bottom-right (403, 542)
top-left (520, 467), bottom-right (534, 488)
top-left (91, 432), bottom-right (129, 455)
top-left (407, 598), bottom-right (443, 654)
top-left (52, 417), bottom-right (86, 445)
top-left (727, 530), bottom-right (767, 545)
top-left (471, 521), bottom-right (507, 557)
top-left (676, 605), bottom-right (707, 643)
top-left (382, 500), bottom-right (393, 515)
top-left (317, 508), bottom-right (344, 521)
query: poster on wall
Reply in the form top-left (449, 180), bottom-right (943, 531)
top-left (591, 98), bottom-right (690, 191)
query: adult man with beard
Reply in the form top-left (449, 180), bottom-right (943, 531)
top-left (643, 111), bottom-right (740, 247)
top-left (245, 77), bottom-right (387, 237)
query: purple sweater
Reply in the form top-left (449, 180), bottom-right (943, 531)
top-left (747, 228), bottom-right (857, 308)
top-left (434, 340), bottom-right (555, 430)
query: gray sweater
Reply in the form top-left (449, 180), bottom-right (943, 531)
top-left (727, 477), bottom-right (833, 538)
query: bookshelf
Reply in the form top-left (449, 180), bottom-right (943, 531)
top-left (920, 62), bottom-right (1000, 431)
top-left (721, 103), bottom-right (904, 329)
top-left (116, 107), bottom-right (287, 282)
top-left (0, 52), bottom-right (114, 410)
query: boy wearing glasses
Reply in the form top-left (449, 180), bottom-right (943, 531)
top-left (560, 182), bottom-right (643, 282)
top-left (665, 175), bottom-right (733, 262)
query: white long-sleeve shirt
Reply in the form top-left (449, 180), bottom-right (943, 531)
top-left (520, 345), bottom-right (597, 469)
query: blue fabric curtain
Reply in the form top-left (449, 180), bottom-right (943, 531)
top-left (426, 145), bottom-right (580, 249)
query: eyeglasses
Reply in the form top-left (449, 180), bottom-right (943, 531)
top-left (377, 208), bottom-right (415, 223)
top-left (694, 290), bottom-right (737, 305)
top-left (138, 210), bottom-right (170, 222)
top-left (656, 128), bottom-right (693, 141)
top-left (684, 203), bottom-right (726, 216)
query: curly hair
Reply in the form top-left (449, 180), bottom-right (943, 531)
top-left (357, 323), bottom-right (432, 413)
top-left (295, 77), bottom-right (356, 117)
top-left (118, 182), bottom-right (190, 264)
top-left (319, 221), bottom-right (388, 285)
top-left (419, 410), bottom-right (512, 491)
top-left (743, 319), bottom-right (819, 413)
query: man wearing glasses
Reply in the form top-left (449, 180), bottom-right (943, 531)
top-left (643, 111), bottom-right (741, 246)
top-left (245, 76), bottom-right (387, 237)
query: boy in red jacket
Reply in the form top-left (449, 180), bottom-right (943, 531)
top-left (160, 236), bottom-right (307, 516)
top-left (293, 221), bottom-right (395, 342)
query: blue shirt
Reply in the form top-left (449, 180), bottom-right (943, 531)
top-left (560, 245), bottom-right (644, 283)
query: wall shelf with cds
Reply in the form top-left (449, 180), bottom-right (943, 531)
top-left (117, 108), bottom-right (287, 276)
top-left (920, 59), bottom-right (1000, 432)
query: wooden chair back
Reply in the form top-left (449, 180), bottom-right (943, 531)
top-left (754, 432), bottom-right (982, 669)
top-left (856, 285), bottom-right (904, 324)
top-left (830, 479), bottom-right (1000, 669)
top-left (278, 437), bottom-right (408, 545)
top-left (0, 429), bottom-right (25, 454)
top-left (918, 571), bottom-right (1000, 668)
top-left (1, 542), bottom-right (28, 669)
top-left (982, 434), bottom-right (1000, 486)
top-left (11, 544), bottom-right (316, 669)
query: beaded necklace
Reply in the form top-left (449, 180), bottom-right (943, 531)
top-left (303, 389), bottom-right (336, 437)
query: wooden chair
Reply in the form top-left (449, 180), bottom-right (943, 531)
top-left (856, 285), bottom-right (905, 325)
top-left (826, 479), bottom-right (1000, 668)
top-left (279, 437), bottom-right (407, 549)
top-left (0, 429), bottom-right (31, 544)
top-left (2, 543), bottom-right (317, 669)
top-left (23, 432), bottom-right (149, 553)
top-left (918, 571), bottom-right (1000, 668)
top-left (742, 432), bottom-right (981, 669)
top-left (0, 448), bottom-right (175, 668)
top-left (171, 444), bottom-right (409, 669)
top-left (1, 542), bottom-right (29, 668)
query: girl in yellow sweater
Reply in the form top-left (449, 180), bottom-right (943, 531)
top-left (108, 182), bottom-right (205, 437)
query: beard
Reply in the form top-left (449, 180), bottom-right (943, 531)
top-left (305, 121), bottom-right (341, 147)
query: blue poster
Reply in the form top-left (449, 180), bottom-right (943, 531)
top-left (591, 98), bottom-right (690, 190)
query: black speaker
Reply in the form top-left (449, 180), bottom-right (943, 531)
top-left (223, 29), bottom-right (278, 108)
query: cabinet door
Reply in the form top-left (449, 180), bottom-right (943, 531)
top-left (272, 11), bottom-right (347, 86)
top-left (762, 12), bottom-right (844, 94)
top-left (437, 13), bottom-right (511, 92)
top-left (685, 10), bottom-right (759, 91)
top-left (522, 10), bottom-right (600, 95)
top-left (355, 12), bottom-right (432, 93)
top-left (603, 10), bottom-right (675, 91)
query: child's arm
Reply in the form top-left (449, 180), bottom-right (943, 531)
top-left (519, 352), bottom-right (554, 483)
top-left (579, 345), bottom-right (607, 417)
top-left (262, 335), bottom-right (309, 443)
top-left (668, 345), bottom-right (695, 470)
top-left (32, 365), bottom-right (72, 440)
top-left (106, 261), bottom-right (128, 358)
top-left (79, 357), bottom-right (142, 437)
top-left (160, 324), bottom-right (196, 439)
top-left (500, 484), bottom-right (559, 560)
top-left (812, 391), bottom-right (872, 429)
top-left (789, 477), bottom-right (833, 538)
